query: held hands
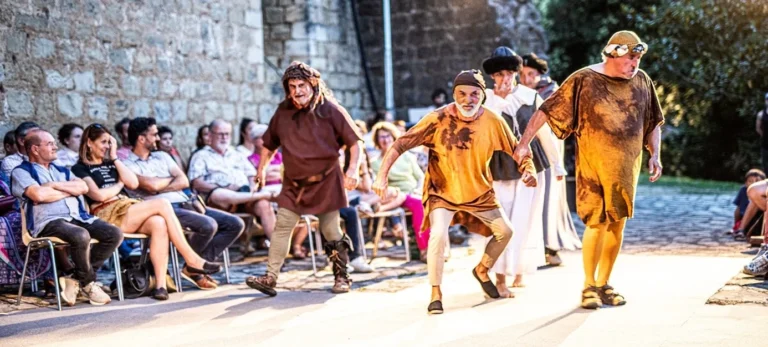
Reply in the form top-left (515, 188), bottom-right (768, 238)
top-left (521, 171), bottom-right (537, 187)
top-left (648, 155), bottom-right (663, 182)
top-left (344, 169), bottom-right (360, 191)
top-left (512, 145), bottom-right (532, 165)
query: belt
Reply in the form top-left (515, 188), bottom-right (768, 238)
top-left (286, 165), bottom-right (337, 205)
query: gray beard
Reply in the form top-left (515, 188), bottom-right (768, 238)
top-left (456, 103), bottom-right (481, 118)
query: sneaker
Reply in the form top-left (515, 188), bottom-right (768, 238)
top-left (81, 281), bottom-right (112, 305)
top-left (349, 256), bottom-right (374, 273)
top-left (744, 253), bottom-right (768, 276)
top-left (58, 277), bottom-right (79, 307)
top-left (753, 244), bottom-right (768, 261)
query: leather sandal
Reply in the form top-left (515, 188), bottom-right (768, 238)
top-left (246, 275), bottom-right (277, 297)
top-left (472, 268), bottom-right (500, 298)
top-left (581, 286), bottom-right (602, 309)
top-left (597, 285), bottom-right (626, 306)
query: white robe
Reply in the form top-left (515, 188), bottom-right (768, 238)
top-left (483, 86), bottom-right (566, 276)
top-left (542, 140), bottom-right (582, 251)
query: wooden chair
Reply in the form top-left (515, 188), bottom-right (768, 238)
top-left (359, 208), bottom-right (410, 263)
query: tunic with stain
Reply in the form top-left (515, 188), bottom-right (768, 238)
top-left (540, 68), bottom-right (664, 227)
top-left (390, 103), bottom-right (536, 237)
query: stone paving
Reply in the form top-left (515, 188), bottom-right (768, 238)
top-left (2, 183), bottom-right (763, 313)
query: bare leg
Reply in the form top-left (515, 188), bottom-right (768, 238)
top-left (136, 216), bottom-right (169, 290)
top-left (120, 199), bottom-right (207, 269)
top-left (209, 189), bottom-right (272, 210)
top-left (431, 285), bottom-right (442, 302)
top-left (291, 224), bottom-right (308, 256)
top-left (512, 274), bottom-right (525, 287)
top-left (496, 274), bottom-right (513, 298)
top-left (378, 192), bottom-right (407, 211)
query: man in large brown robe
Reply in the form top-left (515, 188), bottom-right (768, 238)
top-left (514, 31), bottom-right (664, 309)
top-left (246, 61), bottom-right (362, 295)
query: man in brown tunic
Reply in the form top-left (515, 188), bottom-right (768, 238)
top-left (246, 61), bottom-right (362, 295)
top-left (514, 31), bottom-right (664, 309)
top-left (373, 70), bottom-right (537, 314)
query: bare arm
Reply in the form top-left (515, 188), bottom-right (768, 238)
top-left (646, 125), bottom-right (663, 182)
top-left (372, 147), bottom-right (404, 198)
top-left (192, 177), bottom-right (219, 194)
top-left (159, 162), bottom-right (190, 193)
top-left (345, 141), bottom-right (362, 177)
top-left (114, 159), bottom-right (139, 190)
top-left (255, 147), bottom-right (277, 189)
top-left (43, 179), bottom-right (89, 196)
top-left (80, 177), bottom-right (124, 203)
top-left (24, 185), bottom-right (73, 203)
top-left (136, 176), bottom-right (173, 193)
top-left (519, 110), bottom-right (549, 149)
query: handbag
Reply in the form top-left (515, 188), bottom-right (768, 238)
top-left (0, 195), bottom-right (17, 215)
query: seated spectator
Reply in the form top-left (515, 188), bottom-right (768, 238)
top-left (114, 118), bottom-right (132, 160)
top-left (394, 120), bottom-right (407, 134)
top-left (431, 88), bottom-right (448, 109)
top-left (0, 176), bottom-right (52, 286)
top-left (1, 122), bottom-right (39, 177)
top-left (11, 129), bottom-right (122, 306)
top-left (369, 122), bottom-right (430, 261)
top-left (190, 125), bottom-right (210, 163)
top-left (157, 126), bottom-right (186, 172)
top-left (236, 118), bottom-right (258, 157)
top-left (244, 124), bottom-right (308, 257)
top-left (124, 118), bottom-right (243, 290)
top-left (53, 123), bottom-right (83, 168)
top-left (187, 120), bottom-right (276, 252)
top-left (340, 145), bottom-right (375, 273)
top-left (4, 131), bottom-right (17, 157)
top-left (72, 124), bottom-right (221, 300)
top-left (733, 169), bottom-right (767, 240)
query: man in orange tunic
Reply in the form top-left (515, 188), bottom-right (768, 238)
top-left (373, 70), bottom-right (537, 314)
top-left (514, 31), bottom-right (664, 309)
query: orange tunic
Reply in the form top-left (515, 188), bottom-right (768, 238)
top-left (390, 104), bottom-right (535, 237)
top-left (540, 68), bottom-right (664, 226)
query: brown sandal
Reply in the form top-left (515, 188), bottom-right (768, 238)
top-left (581, 286), bottom-right (602, 309)
top-left (597, 285), bottom-right (626, 306)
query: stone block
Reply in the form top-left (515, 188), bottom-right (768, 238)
top-left (6, 90), bottom-right (34, 117)
top-left (97, 26), bottom-right (119, 43)
top-left (240, 85), bottom-right (254, 102)
top-left (250, 0), bottom-right (263, 9)
top-left (154, 101), bottom-right (171, 122)
top-left (197, 83), bottom-right (213, 100)
top-left (172, 100), bottom-right (188, 122)
top-left (6, 31), bottom-right (26, 54)
top-left (186, 59), bottom-right (203, 76)
top-left (157, 56), bottom-right (172, 75)
top-left (134, 99), bottom-right (151, 118)
top-left (87, 96), bottom-right (109, 120)
top-left (145, 34), bottom-right (166, 49)
top-left (245, 10), bottom-right (263, 28)
top-left (97, 71), bottom-right (120, 96)
top-left (229, 62), bottom-right (244, 82)
top-left (204, 101), bottom-right (221, 123)
top-left (270, 24), bottom-right (291, 40)
top-left (179, 80), bottom-right (197, 99)
top-left (144, 77), bottom-right (160, 97)
top-left (32, 38), bottom-right (55, 59)
top-left (59, 40), bottom-right (80, 62)
top-left (73, 71), bottom-right (95, 93)
top-left (73, 24), bottom-right (92, 41)
top-left (291, 22), bottom-right (309, 39)
top-left (226, 84), bottom-right (239, 102)
top-left (258, 103), bottom-right (276, 123)
top-left (15, 14), bottom-right (48, 32)
top-left (285, 5), bottom-right (304, 22)
top-left (109, 48), bottom-right (135, 72)
top-left (210, 3), bottom-right (227, 22)
top-left (161, 80), bottom-right (178, 97)
top-left (121, 75), bottom-right (141, 97)
top-left (45, 70), bottom-right (74, 90)
top-left (113, 99), bottom-right (131, 118)
top-left (58, 92), bottom-right (84, 118)
top-left (85, 47), bottom-right (107, 64)
top-left (180, 40), bottom-right (202, 56)
top-left (229, 9), bottom-right (245, 25)
top-left (247, 45), bottom-right (264, 64)
top-left (104, 2), bottom-right (125, 24)
top-left (221, 103), bottom-right (236, 121)
top-left (52, 20), bottom-right (72, 39)
top-left (135, 50), bottom-right (154, 72)
top-left (264, 7), bottom-right (284, 24)
top-left (189, 102), bottom-right (204, 121)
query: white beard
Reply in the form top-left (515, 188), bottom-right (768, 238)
top-left (456, 102), bottom-right (481, 119)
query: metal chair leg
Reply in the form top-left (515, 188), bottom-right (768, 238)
top-left (113, 249), bottom-right (124, 301)
top-left (168, 243), bottom-right (180, 290)
top-left (357, 218), bottom-right (367, 262)
top-left (223, 248), bottom-right (231, 284)
top-left (170, 244), bottom-right (182, 293)
top-left (48, 242), bottom-right (62, 311)
top-left (401, 211), bottom-right (411, 262)
top-left (16, 242), bottom-right (33, 307)
top-left (304, 216), bottom-right (317, 276)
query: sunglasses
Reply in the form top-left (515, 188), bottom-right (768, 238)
top-left (603, 43), bottom-right (648, 57)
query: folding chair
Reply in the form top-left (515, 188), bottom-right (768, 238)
top-left (360, 208), bottom-right (410, 263)
top-left (16, 213), bottom-right (123, 311)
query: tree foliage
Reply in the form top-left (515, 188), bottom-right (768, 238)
top-left (539, 0), bottom-right (768, 181)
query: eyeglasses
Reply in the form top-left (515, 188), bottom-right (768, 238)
top-left (211, 132), bottom-right (231, 138)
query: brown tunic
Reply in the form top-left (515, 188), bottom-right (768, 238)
top-left (391, 104), bottom-right (535, 237)
top-left (263, 100), bottom-right (362, 215)
top-left (540, 68), bottom-right (664, 226)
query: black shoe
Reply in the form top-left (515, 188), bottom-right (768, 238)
top-left (186, 261), bottom-right (222, 275)
top-left (427, 300), bottom-right (443, 315)
top-left (152, 288), bottom-right (169, 301)
top-left (246, 276), bottom-right (278, 297)
top-left (472, 268), bottom-right (500, 298)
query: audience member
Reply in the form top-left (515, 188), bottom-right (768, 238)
top-left (4, 131), bottom-right (17, 157)
top-left (114, 118), bottom-right (132, 160)
top-left (12, 129), bottom-right (121, 306)
top-left (157, 126), bottom-right (186, 172)
top-left (1, 122), bottom-right (39, 177)
top-left (431, 88), bottom-right (448, 109)
top-left (236, 118), bottom-right (258, 157)
top-left (53, 123), bottom-right (83, 168)
top-left (124, 117), bottom-right (244, 290)
top-left (733, 169), bottom-right (767, 240)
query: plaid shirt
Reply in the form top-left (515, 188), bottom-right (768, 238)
top-left (187, 146), bottom-right (255, 188)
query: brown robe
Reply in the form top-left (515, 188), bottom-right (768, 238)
top-left (391, 104), bottom-right (535, 237)
top-left (262, 99), bottom-right (362, 215)
top-left (540, 68), bottom-right (664, 226)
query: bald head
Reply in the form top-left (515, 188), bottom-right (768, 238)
top-left (24, 129), bottom-right (58, 164)
top-left (24, 129), bottom-right (45, 154)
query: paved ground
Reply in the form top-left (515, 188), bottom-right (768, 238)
top-left (1, 184), bottom-right (766, 346)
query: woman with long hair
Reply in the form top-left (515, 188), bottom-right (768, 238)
top-left (72, 124), bottom-right (220, 300)
top-left (53, 123), bottom-right (83, 168)
top-left (235, 118), bottom-right (257, 157)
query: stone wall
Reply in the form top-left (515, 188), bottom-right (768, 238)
top-left (0, 0), bottom-right (369, 158)
top-left (356, 0), bottom-right (548, 118)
